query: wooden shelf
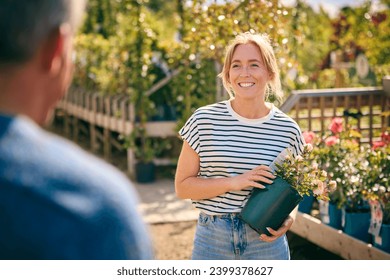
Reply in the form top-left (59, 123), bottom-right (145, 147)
top-left (290, 212), bottom-right (390, 260)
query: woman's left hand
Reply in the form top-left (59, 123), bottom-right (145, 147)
top-left (259, 216), bottom-right (294, 242)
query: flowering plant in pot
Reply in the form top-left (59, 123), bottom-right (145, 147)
top-left (362, 133), bottom-right (390, 223)
top-left (361, 133), bottom-right (390, 250)
top-left (306, 117), bottom-right (366, 211)
top-left (306, 117), bottom-right (384, 241)
top-left (273, 144), bottom-right (333, 201)
top-left (240, 144), bottom-right (334, 235)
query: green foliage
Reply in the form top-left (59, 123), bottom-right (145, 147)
top-left (82, 0), bottom-right (119, 38)
top-left (325, 3), bottom-right (390, 86)
top-left (284, 0), bottom-right (333, 90)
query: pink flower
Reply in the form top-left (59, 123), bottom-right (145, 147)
top-left (313, 180), bottom-right (326, 196)
top-left (373, 141), bottom-right (386, 150)
top-left (303, 131), bottom-right (316, 144)
top-left (329, 117), bottom-right (343, 134)
top-left (325, 136), bottom-right (339, 146)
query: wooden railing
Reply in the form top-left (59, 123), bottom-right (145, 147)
top-left (58, 87), bottom-right (176, 138)
top-left (56, 87), bottom-right (177, 173)
top-left (280, 87), bottom-right (389, 144)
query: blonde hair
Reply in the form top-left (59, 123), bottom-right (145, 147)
top-left (218, 32), bottom-right (283, 102)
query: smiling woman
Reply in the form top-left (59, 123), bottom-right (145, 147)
top-left (174, 32), bottom-right (306, 260)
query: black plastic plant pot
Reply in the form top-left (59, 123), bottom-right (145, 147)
top-left (135, 162), bottom-right (156, 183)
top-left (239, 176), bottom-right (303, 235)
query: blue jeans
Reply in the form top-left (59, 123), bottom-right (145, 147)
top-left (192, 212), bottom-right (290, 260)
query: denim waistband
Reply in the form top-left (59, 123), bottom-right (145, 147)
top-left (199, 212), bottom-right (241, 221)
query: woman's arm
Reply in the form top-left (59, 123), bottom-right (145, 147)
top-left (174, 141), bottom-right (275, 200)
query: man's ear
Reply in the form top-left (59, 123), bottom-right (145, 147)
top-left (40, 24), bottom-right (71, 75)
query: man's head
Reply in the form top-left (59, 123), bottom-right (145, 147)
top-left (0, 0), bottom-right (86, 66)
top-left (0, 0), bottom-right (86, 124)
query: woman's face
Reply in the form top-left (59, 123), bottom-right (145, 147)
top-left (228, 43), bottom-right (270, 100)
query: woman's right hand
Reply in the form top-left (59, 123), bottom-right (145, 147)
top-left (229, 165), bottom-right (275, 192)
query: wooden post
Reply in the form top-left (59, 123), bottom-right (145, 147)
top-left (127, 148), bottom-right (135, 178)
top-left (333, 50), bottom-right (344, 88)
top-left (103, 128), bottom-right (111, 161)
top-left (127, 102), bottom-right (136, 175)
top-left (369, 93), bottom-right (374, 145)
top-left (90, 94), bottom-right (98, 152)
top-left (64, 110), bottom-right (71, 138)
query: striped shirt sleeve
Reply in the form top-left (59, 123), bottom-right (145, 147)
top-left (178, 113), bottom-right (200, 154)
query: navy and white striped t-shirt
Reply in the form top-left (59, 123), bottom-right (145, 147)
top-left (179, 100), bottom-right (305, 215)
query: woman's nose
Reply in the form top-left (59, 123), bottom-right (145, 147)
top-left (239, 67), bottom-right (250, 77)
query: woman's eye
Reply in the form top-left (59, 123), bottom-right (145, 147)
top-left (251, 64), bottom-right (259, 67)
top-left (231, 64), bottom-right (240, 68)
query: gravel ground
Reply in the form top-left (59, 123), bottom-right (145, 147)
top-left (150, 221), bottom-right (196, 260)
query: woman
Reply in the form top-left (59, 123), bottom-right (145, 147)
top-left (175, 32), bottom-right (304, 260)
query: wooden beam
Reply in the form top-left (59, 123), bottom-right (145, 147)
top-left (290, 212), bottom-right (390, 260)
top-left (145, 68), bottom-right (181, 97)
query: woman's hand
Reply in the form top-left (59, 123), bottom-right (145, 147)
top-left (259, 215), bottom-right (294, 242)
top-left (230, 165), bottom-right (275, 192)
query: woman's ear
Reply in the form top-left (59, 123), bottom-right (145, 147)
top-left (268, 71), bottom-right (275, 81)
top-left (226, 73), bottom-right (231, 85)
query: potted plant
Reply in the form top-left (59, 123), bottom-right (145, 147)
top-left (240, 144), bottom-right (334, 235)
top-left (308, 117), bottom-right (373, 241)
top-left (119, 125), bottom-right (157, 183)
top-left (363, 132), bottom-right (390, 252)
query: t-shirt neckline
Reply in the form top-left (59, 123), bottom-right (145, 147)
top-left (225, 99), bottom-right (274, 124)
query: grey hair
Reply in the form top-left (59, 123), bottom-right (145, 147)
top-left (0, 0), bottom-right (86, 65)
top-left (218, 32), bottom-right (283, 102)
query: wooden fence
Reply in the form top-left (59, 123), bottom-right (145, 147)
top-left (281, 87), bottom-right (389, 144)
top-left (56, 87), bottom-right (176, 173)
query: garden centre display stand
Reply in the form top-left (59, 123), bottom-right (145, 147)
top-left (290, 212), bottom-right (390, 260)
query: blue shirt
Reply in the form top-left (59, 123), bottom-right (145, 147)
top-left (0, 114), bottom-right (153, 259)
